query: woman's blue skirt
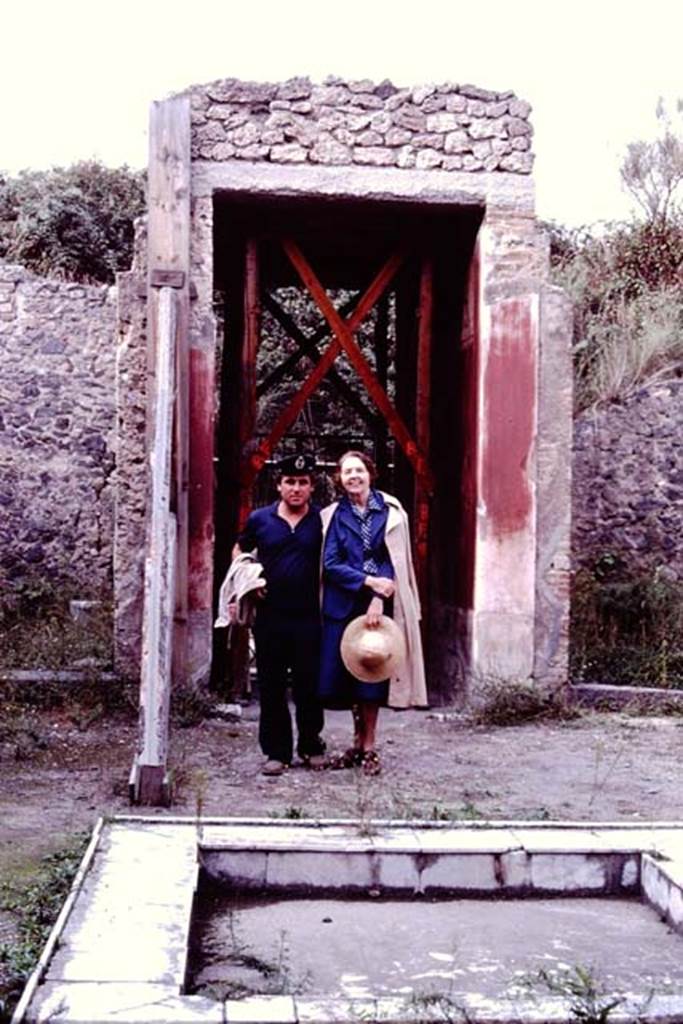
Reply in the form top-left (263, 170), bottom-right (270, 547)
top-left (319, 591), bottom-right (391, 709)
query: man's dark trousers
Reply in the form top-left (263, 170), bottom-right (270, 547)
top-left (253, 610), bottom-right (325, 765)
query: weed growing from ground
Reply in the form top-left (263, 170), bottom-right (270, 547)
top-left (587, 737), bottom-right (628, 809)
top-left (524, 963), bottom-right (650, 1023)
top-left (406, 990), bottom-right (473, 1022)
top-left (470, 679), bottom-right (579, 728)
top-left (281, 806), bottom-right (306, 820)
top-left (0, 834), bottom-right (89, 1021)
top-left (0, 580), bottom-right (113, 672)
top-left (571, 561), bottom-right (683, 688)
top-left (193, 911), bottom-right (311, 1002)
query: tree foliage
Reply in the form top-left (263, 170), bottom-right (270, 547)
top-left (620, 98), bottom-right (683, 225)
top-left (0, 161), bottom-right (145, 283)
top-left (545, 108), bottom-right (683, 411)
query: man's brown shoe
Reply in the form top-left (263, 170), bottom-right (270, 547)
top-left (261, 759), bottom-right (288, 776)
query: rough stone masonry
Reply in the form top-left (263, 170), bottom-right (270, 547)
top-left (188, 75), bottom-right (534, 174)
top-left (0, 263), bottom-right (116, 599)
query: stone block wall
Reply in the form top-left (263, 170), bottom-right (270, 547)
top-left (0, 262), bottom-right (117, 599)
top-left (188, 76), bottom-right (534, 174)
top-left (572, 380), bottom-right (683, 579)
top-left (113, 264), bottom-right (147, 677)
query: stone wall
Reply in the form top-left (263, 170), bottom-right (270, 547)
top-left (535, 285), bottom-right (573, 685)
top-left (113, 264), bottom-right (147, 678)
top-left (0, 262), bottom-right (117, 599)
top-left (572, 380), bottom-right (682, 579)
top-left (188, 76), bottom-right (534, 174)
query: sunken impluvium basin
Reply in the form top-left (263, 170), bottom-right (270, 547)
top-left (14, 817), bottom-right (683, 1023)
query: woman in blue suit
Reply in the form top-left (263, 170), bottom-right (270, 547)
top-left (319, 450), bottom-right (426, 775)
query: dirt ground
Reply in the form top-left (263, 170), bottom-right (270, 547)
top-left (3, 701), bottom-right (683, 886)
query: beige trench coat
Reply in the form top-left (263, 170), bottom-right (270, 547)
top-left (321, 492), bottom-right (428, 709)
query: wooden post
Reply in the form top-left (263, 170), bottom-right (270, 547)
top-left (374, 295), bottom-right (389, 483)
top-left (132, 95), bottom-right (190, 806)
top-left (238, 239), bottom-right (260, 531)
top-left (134, 287), bottom-right (177, 805)
top-left (260, 294), bottom-right (378, 432)
top-left (414, 257), bottom-right (433, 616)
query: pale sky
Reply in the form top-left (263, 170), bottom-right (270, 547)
top-left (2, 0), bottom-right (681, 227)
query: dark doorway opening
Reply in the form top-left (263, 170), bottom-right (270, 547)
top-left (211, 193), bottom-right (483, 704)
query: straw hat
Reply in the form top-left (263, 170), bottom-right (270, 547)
top-left (340, 615), bottom-right (406, 683)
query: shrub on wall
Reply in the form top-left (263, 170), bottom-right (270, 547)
top-left (546, 101), bottom-right (683, 412)
top-left (546, 218), bottom-right (682, 410)
top-left (0, 161), bottom-right (145, 283)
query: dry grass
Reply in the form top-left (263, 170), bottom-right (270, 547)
top-left (574, 287), bottom-right (683, 409)
top-left (469, 679), bottom-right (579, 727)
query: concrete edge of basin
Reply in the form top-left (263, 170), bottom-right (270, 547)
top-left (11, 817), bottom-right (105, 1024)
top-left (16, 819), bottom-right (683, 1024)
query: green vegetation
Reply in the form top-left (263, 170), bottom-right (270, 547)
top-left (553, 104), bottom-right (683, 690)
top-left (571, 559), bottom-right (683, 688)
top-left (0, 835), bottom-right (90, 1022)
top-left (0, 576), bottom-right (113, 673)
top-left (0, 161), bottom-right (145, 283)
top-left (192, 913), bottom-right (311, 1002)
top-left (550, 220), bottom-right (682, 410)
top-left (527, 964), bottom-right (631, 1023)
top-left (406, 990), bottom-right (472, 1022)
top-left (0, 581), bottom-right (135, 756)
top-left (547, 99), bottom-right (682, 411)
top-left (470, 679), bottom-right (579, 727)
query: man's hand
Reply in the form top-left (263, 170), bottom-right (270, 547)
top-left (365, 595), bottom-right (384, 627)
top-left (365, 576), bottom-right (395, 599)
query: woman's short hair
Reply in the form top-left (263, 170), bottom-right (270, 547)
top-left (335, 450), bottom-right (377, 487)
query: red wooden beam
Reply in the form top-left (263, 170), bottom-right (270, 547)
top-left (238, 239), bottom-right (260, 530)
top-left (284, 240), bottom-right (434, 493)
top-left (260, 292), bottom-right (379, 430)
top-left (242, 249), bottom-right (405, 488)
top-left (414, 256), bottom-right (433, 609)
top-left (258, 291), bottom-right (357, 397)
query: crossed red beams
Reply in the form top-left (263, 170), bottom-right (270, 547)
top-left (244, 239), bottom-right (434, 494)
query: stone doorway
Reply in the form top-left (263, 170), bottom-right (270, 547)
top-left (115, 77), bottom-right (573, 803)
top-left (210, 193), bottom-right (483, 704)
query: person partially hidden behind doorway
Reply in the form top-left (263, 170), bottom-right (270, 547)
top-left (231, 452), bottom-right (326, 777)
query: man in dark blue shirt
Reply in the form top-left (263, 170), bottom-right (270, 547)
top-left (232, 452), bottom-right (325, 776)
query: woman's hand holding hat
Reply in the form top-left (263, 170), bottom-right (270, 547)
top-left (365, 595), bottom-right (383, 627)
top-left (365, 575), bottom-right (395, 598)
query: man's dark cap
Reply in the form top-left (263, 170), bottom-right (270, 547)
top-left (275, 452), bottom-right (317, 476)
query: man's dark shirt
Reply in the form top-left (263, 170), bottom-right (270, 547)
top-left (238, 502), bottom-right (321, 617)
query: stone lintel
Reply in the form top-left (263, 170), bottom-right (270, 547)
top-left (192, 159), bottom-right (535, 215)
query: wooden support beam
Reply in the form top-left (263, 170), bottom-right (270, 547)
top-left (238, 240), bottom-right (260, 531)
top-left (243, 249), bottom-right (405, 488)
top-left (414, 257), bottom-right (433, 613)
top-left (258, 292), bottom-right (357, 397)
top-left (134, 286), bottom-right (177, 806)
top-left (261, 293), bottom-right (380, 431)
top-left (133, 94), bottom-right (190, 806)
top-left (374, 295), bottom-right (390, 480)
top-left (145, 94), bottom-right (191, 689)
top-left (283, 241), bottom-right (434, 493)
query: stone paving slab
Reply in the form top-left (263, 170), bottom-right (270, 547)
top-left (29, 982), bottom-right (223, 1022)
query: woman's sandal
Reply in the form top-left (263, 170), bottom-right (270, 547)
top-left (329, 747), bottom-right (363, 770)
top-left (360, 750), bottom-right (381, 777)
